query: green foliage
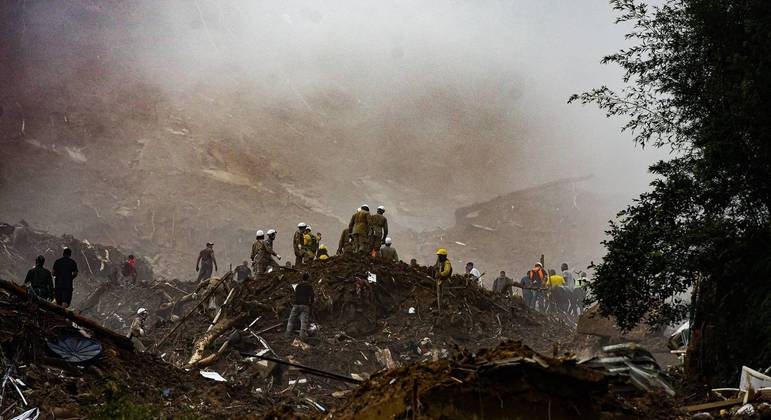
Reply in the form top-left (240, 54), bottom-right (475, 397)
top-left (86, 382), bottom-right (161, 420)
top-left (571, 0), bottom-right (771, 381)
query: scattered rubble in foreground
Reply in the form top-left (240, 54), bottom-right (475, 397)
top-left (330, 340), bottom-right (681, 419)
top-left (0, 285), bottom-right (267, 419)
top-left (148, 253), bottom-right (576, 414)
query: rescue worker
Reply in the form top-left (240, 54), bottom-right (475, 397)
top-left (546, 269), bottom-right (566, 288)
top-left (369, 205), bottom-right (389, 253)
top-left (573, 271), bottom-right (589, 316)
top-left (561, 263), bottom-right (575, 289)
top-left (465, 262), bottom-right (482, 285)
top-left (303, 226), bottom-right (321, 263)
top-left (337, 228), bottom-right (353, 255)
top-left (251, 230), bottom-right (273, 279)
top-left (527, 262), bottom-right (548, 311)
top-left (285, 273), bottom-right (314, 339)
top-left (52, 248), bottom-right (78, 308)
top-left (265, 228), bottom-right (282, 271)
top-left (235, 260), bottom-right (252, 282)
top-left (492, 270), bottom-right (513, 296)
top-left (317, 244), bottom-right (330, 261)
top-left (128, 307), bottom-right (149, 352)
top-left (195, 242), bottom-right (218, 282)
top-left (433, 248), bottom-right (452, 305)
top-left (122, 254), bottom-right (138, 285)
top-left (348, 205), bottom-right (371, 254)
top-left (25, 255), bottom-right (53, 301)
top-left (378, 237), bottom-right (398, 262)
top-left (293, 223), bottom-right (307, 266)
top-left (521, 273), bottom-right (535, 309)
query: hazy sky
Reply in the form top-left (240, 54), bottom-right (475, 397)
top-left (129, 0), bottom-right (663, 198)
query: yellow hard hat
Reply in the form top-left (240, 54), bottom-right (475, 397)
top-left (319, 244), bottom-right (327, 250)
top-left (435, 248), bottom-right (448, 256)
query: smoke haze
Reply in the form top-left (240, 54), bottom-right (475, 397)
top-left (0, 0), bottom-right (661, 277)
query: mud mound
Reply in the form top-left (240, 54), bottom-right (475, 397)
top-left (332, 340), bottom-right (681, 419)
top-left (229, 254), bottom-right (571, 349)
top-left (0, 290), bottom-right (267, 418)
top-left (150, 254), bottom-right (574, 414)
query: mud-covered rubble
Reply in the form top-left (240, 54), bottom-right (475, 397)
top-left (0, 289), bottom-right (268, 419)
top-left (146, 254), bottom-right (575, 414)
top-left (0, 221), bottom-right (153, 300)
top-left (330, 340), bottom-right (682, 419)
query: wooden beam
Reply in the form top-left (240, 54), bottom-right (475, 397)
top-left (682, 398), bottom-right (743, 412)
top-left (0, 278), bottom-right (133, 349)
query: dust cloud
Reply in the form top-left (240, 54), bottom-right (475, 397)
top-left (0, 0), bottom-right (659, 277)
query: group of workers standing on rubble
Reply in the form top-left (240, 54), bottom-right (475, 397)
top-left (22, 200), bottom-right (589, 344)
top-left (237, 204), bottom-right (398, 283)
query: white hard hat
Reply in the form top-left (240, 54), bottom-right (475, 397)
top-left (385, 237), bottom-right (392, 245)
top-left (305, 225), bottom-right (312, 230)
top-left (361, 204), bottom-right (370, 210)
top-left (137, 308), bottom-right (148, 316)
top-left (377, 205), bottom-right (385, 211)
top-left (256, 229), bottom-right (264, 237)
top-left (298, 222), bottom-right (307, 228)
top-left (267, 229), bottom-right (276, 235)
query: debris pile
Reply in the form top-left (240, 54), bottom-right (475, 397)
top-left (579, 343), bottom-right (675, 396)
top-left (0, 284), bottom-right (266, 418)
top-left (681, 366), bottom-right (771, 418)
top-left (0, 221), bottom-right (153, 300)
top-left (331, 340), bottom-right (681, 419)
top-left (149, 254), bottom-right (575, 413)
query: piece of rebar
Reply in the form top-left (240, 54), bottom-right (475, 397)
top-left (240, 352), bottom-right (362, 384)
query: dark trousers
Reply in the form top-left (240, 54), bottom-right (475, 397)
top-left (55, 288), bottom-right (73, 306)
top-left (285, 304), bottom-right (310, 337)
top-left (197, 264), bottom-right (213, 282)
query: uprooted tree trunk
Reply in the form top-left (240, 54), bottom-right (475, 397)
top-left (187, 314), bottom-right (244, 366)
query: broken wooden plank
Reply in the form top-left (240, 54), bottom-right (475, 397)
top-left (682, 398), bottom-right (743, 412)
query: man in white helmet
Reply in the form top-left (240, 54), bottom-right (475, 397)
top-left (348, 205), bottom-right (371, 254)
top-left (369, 205), bottom-right (389, 253)
top-left (251, 230), bottom-right (278, 280)
top-left (378, 237), bottom-right (398, 262)
top-left (265, 229), bottom-right (282, 271)
top-left (293, 223), bottom-right (307, 266)
top-left (128, 307), bottom-right (149, 352)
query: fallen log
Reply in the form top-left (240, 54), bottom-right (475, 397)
top-left (187, 314), bottom-right (243, 366)
top-left (0, 278), bottom-right (133, 349)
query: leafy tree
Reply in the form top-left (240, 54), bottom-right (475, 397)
top-left (570, 0), bottom-right (771, 384)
